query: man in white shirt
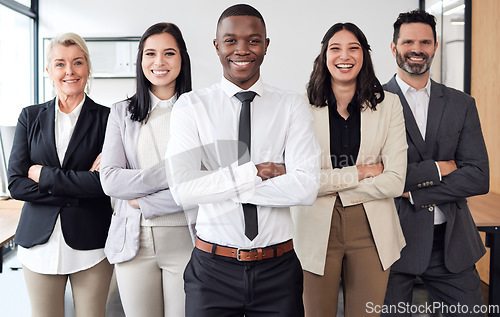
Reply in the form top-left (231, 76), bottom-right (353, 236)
top-left (166, 4), bottom-right (320, 317)
top-left (383, 9), bottom-right (489, 317)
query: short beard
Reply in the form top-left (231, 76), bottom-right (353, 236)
top-left (395, 48), bottom-right (434, 75)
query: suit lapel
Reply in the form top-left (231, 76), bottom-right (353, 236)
top-left (39, 99), bottom-right (61, 168)
top-left (312, 106), bottom-right (333, 169)
top-left (357, 104), bottom-right (376, 164)
top-left (424, 80), bottom-right (445, 155)
top-left (386, 76), bottom-right (428, 160)
top-left (62, 97), bottom-right (96, 167)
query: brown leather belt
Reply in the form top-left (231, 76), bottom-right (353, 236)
top-left (195, 237), bottom-right (293, 261)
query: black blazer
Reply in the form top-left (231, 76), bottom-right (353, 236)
top-left (8, 97), bottom-right (112, 250)
top-left (385, 76), bottom-right (489, 274)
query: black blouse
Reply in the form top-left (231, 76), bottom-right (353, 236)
top-left (328, 93), bottom-right (361, 169)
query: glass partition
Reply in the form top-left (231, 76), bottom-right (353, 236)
top-left (426, 0), bottom-right (466, 91)
top-left (0, 4), bottom-right (34, 126)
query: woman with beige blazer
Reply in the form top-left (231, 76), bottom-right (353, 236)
top-left (291, 23), bottom-right (407, 317)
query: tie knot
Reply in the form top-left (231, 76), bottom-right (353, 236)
top-left (235, 91), bottom-right (257, 104)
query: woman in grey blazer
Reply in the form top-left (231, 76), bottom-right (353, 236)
top-left (100, 23), bottom-right (196, 317)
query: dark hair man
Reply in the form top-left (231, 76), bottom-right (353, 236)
top-left (382, 9), bottom-right (489, 317)
top-left (166, 4), bottom-right (320, 316)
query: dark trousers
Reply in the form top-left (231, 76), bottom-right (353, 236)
top-left (184, 247), bottom-right (304, 317)
top-left (382, 225), bottom-right (484, 317)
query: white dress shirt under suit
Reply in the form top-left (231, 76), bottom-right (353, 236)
top-left (395, 75), bottom-right (446, 225)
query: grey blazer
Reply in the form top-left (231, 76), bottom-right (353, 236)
top-left (100, 100), bottom-right (197, 264)
top-left (385, 76), bottom-right (489, 275)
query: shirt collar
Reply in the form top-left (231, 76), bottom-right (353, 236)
top-left (220, 76), bottom-right (264, 99)
top-left (329, 91), bottom-right (360, 116)
top-left (148, 90), bottom-right (177, 112)
top-left (55, 94), bottom-right (85, 120)
top-left (395, 74), bottom-right (431, 97)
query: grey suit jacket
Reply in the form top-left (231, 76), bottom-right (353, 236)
top-left (385, 76), bottom-right (488, 274)
top-left (100, 100), bottom-right (197, 264)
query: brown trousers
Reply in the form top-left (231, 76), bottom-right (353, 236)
top-left (23, 258), bottom-right (113, 317)
top-left (303, 198), bottom-right (390, 317)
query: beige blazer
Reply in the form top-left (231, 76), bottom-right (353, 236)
top-left (291, 92), bottom-right (407, 275)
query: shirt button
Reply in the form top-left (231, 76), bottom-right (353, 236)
top-left (428, 206), bottom-right (434, 212)
top-left (418, 184), bottom-right (422, 188)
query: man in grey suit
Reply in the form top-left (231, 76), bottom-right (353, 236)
top-left (382, 9), bottom-right (489, 317)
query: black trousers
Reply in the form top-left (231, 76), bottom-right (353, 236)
top-left (184, 246), bottom-right (304, 317)
top-left (382, 225), bottom-right (484, 317)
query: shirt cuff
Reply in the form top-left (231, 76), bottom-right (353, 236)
top-left (231, 162), bottom-right (262, 203)
top-left (435, 161), bottom-right (442, 181)
top-left (408, 191), bottom-right (415, 205)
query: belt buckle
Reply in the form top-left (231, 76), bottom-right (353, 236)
top-left (236, 248), bottom-right (253, 261)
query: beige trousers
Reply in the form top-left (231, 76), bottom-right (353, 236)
top-left (115, 226), bottom-right (193, 317)
top-left (303, 198), bottom-right (390, 317)
top-left (23, 258), bottom-right (113, 317)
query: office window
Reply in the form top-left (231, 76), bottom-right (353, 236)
top-left (13, 0), bottom-right (30, 6)
top-left (426, 0), bottom-right (467, 92)
top-left (0, 4), bottom-right (34, 126)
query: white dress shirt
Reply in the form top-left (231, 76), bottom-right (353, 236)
top-left (166, 77), bottom-right (321, 249)
top-left (396, 75), bottom-right (446, 225)
top-left (18, 95), bottom-right (106, 274)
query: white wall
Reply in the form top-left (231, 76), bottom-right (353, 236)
top-left (39, 0), bottom-right (418, 106)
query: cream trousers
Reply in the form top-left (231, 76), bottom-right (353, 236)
top-left (115, 225), bottom-right (193, 317)
top-left (23, 258), bottom-right (113, 317)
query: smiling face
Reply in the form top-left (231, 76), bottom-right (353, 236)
top-left (47, 44), bottom-right (89, 100)
top-left (391, 22), bottom-right (437, 76)
top-left (142, 32), bottom-right (182, 98)
top-left (326, 29), bottom-right (363, 87)
top-left (214, 15), bottom-right (269, 90)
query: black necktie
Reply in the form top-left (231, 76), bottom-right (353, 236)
top-left (235, 91), bottom-right (258, 241)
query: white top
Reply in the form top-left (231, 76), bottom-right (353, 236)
top-left (138, 91), bottom-right (186, 226)
top-left (166, 77), bottom-right (321, 249)
top-left (18, 95), bottom-right (106, 274)
top-left (396, 75), bottom-right (446, 225)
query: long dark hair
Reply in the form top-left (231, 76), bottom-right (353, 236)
top-left (307, 22), bottom-right (384, 110)
top-left (128, 22), bottom-right (192, 122)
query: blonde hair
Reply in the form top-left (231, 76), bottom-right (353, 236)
top-left (46, 33), bottom-right (92, 93)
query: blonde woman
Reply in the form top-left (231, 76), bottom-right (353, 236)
top-left (9, 33), bottom-right (113, 317)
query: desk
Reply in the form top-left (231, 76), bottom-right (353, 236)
top-left (468, 192), bottom-right (500, 313)
top-left (0, 199), bottom-right (23, 273)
